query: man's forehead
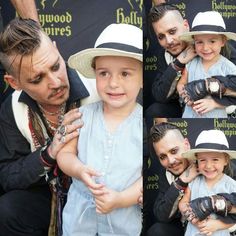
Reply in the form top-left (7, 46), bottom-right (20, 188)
top-left (154, 12), bottom-right (183, 32)
top-left (154, 130), bottom-right (183, 149)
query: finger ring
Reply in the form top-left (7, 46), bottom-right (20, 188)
top-left (60, 136), bottom-right (66, 143)
top-left (57, 125), bottom-right (67, 136)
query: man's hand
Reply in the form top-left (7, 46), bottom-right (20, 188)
top-left (179, 163), bottom-right (199, 184)
top-left (48, 108), bottom-right (83, 158)
top-left (177, 45), bottom-right (197, 64)
top-left (182, 80), bottom-right (208, 104)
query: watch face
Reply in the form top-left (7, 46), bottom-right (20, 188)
top-left (215, 199), bottom-right (226, 210)
top-left (209, 81), bottom-right (220, 93)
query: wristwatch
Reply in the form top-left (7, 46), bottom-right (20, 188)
top-left (208, 81), bottom-right (220, 93)
top-left (214, 198), bottom-right (226, 211)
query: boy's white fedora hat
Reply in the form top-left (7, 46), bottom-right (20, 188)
top-left (182, 130), bottom-right (236, 159)
top-left (68, 23), bottom-right (143, 78)
top-left (180, 11), bottom-right (236, 42)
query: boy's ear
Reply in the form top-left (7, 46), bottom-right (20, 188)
top-left (4, 74), bottom-right (21, 90)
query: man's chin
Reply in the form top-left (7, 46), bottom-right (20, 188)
top-left (168, 167), bottom-right (184, 176)
top-left (168, 48), bottom-right (182, 57)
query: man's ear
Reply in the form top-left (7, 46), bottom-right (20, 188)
top-left (52, 40), bottom-right (57, 48)
top-left (184, 137), bottom-right (191, 151)
top-left (4, 74), bottom-right (21, 90)
top-left (183, 19), bottom-right (190, 31)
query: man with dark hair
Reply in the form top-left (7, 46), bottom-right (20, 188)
top-left (146, 122), bottom-right (236, 236)
top-left (0, 18), bottom-right (90, 236)
top-left (0, 0), bottom-right (40, 106)
top-left (145, 3), bottom-right (236, 119)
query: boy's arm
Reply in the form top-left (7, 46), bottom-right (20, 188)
top-left (56, 137), bottom-right (102, 191)
top-left (118, 177), bottom-right (143, 208)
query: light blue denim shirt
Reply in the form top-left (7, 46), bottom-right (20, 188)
top-left (63, 101), bottom-right (142, 236)
top-left (183, 55), bottom-right (236, 118)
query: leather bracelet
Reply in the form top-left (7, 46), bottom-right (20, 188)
top-left (174, 178), bottom-right (188, 191)
top-left (176, 177), bottom-right (188, 188)
top-left (40, 145), bottom-right (56, 167)
top-left (174, 59), bottom-right (185, 70)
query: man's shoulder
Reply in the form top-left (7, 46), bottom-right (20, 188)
top-left (0, 92), bottom-right (13, 115)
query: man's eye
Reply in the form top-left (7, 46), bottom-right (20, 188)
top-left (159, 155), bottom-right (166, 160)
top-left (171, 149), bottom-right (177, 154)
top-left (158, 35), bottom-right (164, 40)
top-left (52, 63), bottom-right (60, 71)
top-left (31, 77), bottom-right (42, 84)
top-left (169, 29), bottom-right (176, 35)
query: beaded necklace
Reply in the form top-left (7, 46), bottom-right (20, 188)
top-left (38, 103), bottom-right (63, 116)
top-left (38, 102), bottom-right (66, 134)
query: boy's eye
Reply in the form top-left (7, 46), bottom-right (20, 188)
top-left (194, 41), bottom-right (202, 45)
top-left (122, 71), bottom-right (129, 77)
top-left (198, 159), bottom-right (205, 162)
top-left (97, 71), bottom-right (110, 77)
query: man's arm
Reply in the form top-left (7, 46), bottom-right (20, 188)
top-left (10, 0), bottom-right (39, 22)
top-left (152, 46), bottom-right (196, 103)
top-left (0, 98), bottom-right (47, 191)
top-left (153, 164), bottom-right (199, 222)
top-left (153, 169), bottom-right (183, 222)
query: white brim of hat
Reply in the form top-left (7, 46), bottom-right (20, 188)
top-left (182, 148), bottom-right (236, 160)
top-left (180, 31), bottom-right (236, 42)
top-left (68, 48), bottom-right (143, 78)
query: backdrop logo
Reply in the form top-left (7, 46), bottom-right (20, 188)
top-left (116, 0), bottom-right (143, 28)
top-left (38, 0), bottom-right (72, 37)
top-left (40, 0), bottom-right (58, 9)
top-left (128, 0), bottom-right (143, 12)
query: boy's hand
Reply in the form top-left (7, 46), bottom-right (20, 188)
top-left (192, 97), bottom-right (224, 115)
top-left (94, 187), bottom-right (119, 214)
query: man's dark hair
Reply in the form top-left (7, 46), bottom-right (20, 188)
top-left (148, 3), bottom-right (181, 24)
top-left (0, 18), bottom-right (42, 74)
top-left (150, 122), bottom-right (183, 143)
